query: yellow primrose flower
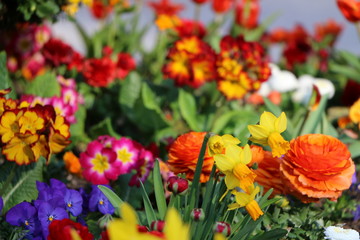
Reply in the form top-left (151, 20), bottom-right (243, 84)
top-left (248, 111), bottom-right (290, 157)
top-left (214, 144), bottom-right (256, 200)
top-left (208, 134), bottom-right (240, 156)
top-left (228, 185), bottom-right (263, 221)
top-left (2, 134), bottom-right (39, 165)
top-left (18, 111), bottom-right (44, 134)
top-left (0, 110), bottom-right (22, 143)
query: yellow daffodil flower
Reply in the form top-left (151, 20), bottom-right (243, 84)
top-left (208, 134), bottom-right (240, 156)
top-left (108, 203), bottom-right (190, 240)
top-left (228, 185), bottom-right (263, 221)
top-left (108, 203), bottom-right (160, 240)
top-left (214, 144), bottom-right (256, 200)
top-left (248, 111), bottom-right (290, 157)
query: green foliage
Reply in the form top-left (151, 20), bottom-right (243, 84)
top-left (24, 71), bottom-right (61, 98)
top-left (0, 52), bottom-right (16, 99)
top-left (98, 185), bottom-right (124, 216)
top-left (0, 158), bottom-right (44, 213)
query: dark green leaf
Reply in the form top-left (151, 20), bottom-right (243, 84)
top-left (88, 117), bottom-right (121, 139)
top-left (139, 180), bottom-right (157, 225)
top-left (348, 141), bottom-right (360, 158)
top-left (36, 1), bottom-right (60, 18)
top-left (300, 96), bottom-right (328, 135)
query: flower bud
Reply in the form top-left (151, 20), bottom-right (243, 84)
top-left (150, 220), bottom-right (165, 232)
top-left (191, 208), bottom-right (205, 222)
top-left (213, 221), bottom-right (231, 237)
top-left (166, 176), bottom-right (189, 195)
top-left (97, 214), bottom-right (113, 229)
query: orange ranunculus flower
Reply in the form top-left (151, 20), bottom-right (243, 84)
top-left (280, 134), bottom-right (355, 203)
top-left (349, 98), bottom-right (360, 124)
top-left (248, 145), bottom-right (264, 167)
top-left (336, 0), bottom-right (360, 22)
top-left (167, 132), bottom-right (214, 183)
top-left (254, 151), bottom-right (285, 196)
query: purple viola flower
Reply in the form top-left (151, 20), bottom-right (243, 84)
top-left (37, 201), bottom-right (68, 238)
top-left (64, 189), bottom-right (83, 217)
top-left (89, 185), bottom-right (114, 215)
top-left (6, 202), bottom-right (38, 233)
top-left (354, 205), bottom-right (360, 221)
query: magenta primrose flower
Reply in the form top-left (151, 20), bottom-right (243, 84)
top-left (112, 137), bottom-right (140, 174)
top-left (80, 141), bottom-right (122, 185)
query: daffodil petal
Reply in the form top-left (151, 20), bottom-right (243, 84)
top-left (275, 112), bottom-right (287, 133)
top-left (222, 134), bottom-right (240, 145)
top-left (215, 154), bottom-right (235, 172)
top-left (225, 173), bottom-right (240, 189)
top-left (259, 111), bottom-right (276, 131)
top-left (248, 125), bottom-right (269, 141)
top-left (240, 144), bottom-right (252, 165)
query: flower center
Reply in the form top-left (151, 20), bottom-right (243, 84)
top-left (91, 153), bottom-right (110, 173)
top-left (117, 148), bottom-right (133, 163)
top-left (99, 200), bottom-right (104, 205)
top-left (48, 215), bottom-right (54, 222)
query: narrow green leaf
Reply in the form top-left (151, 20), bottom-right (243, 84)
top-left (348, 141), bottom-right (360, 158)
top-left (139, 180), bottom-right (157, 226)
top-left (300, 96), bottom-right (328, 135)
top-left (250, 228), bottom-right (288, 240)
top-left (329, 62), bottom-right (360, 82)
top-left (153, 159), bottom-right (167, 219)
top-left (178, 89), bottom-right (200, 131)
top-left (339, 51), bottom-right (360, 71)
top-left (24, 72), bottom-right (60, 98)
top-left (98, 185), bottom-right (123, 216)
top-left (185, 132), bottom-right (212, 221)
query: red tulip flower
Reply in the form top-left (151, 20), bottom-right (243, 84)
top-left (336, 0), bottom-right (360, 22)
top-left (212, 0), bottom-right (233, 14)
top-left (235, 0), bottom-right (260, 29)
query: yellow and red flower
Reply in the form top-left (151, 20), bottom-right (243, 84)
top-left (280, 134), bottom-right (355, 203)
top-left (0, 97), bottom-right (71, 165)
top-left (215, 36), bottom-right (271, 100)
top-left (163, 36), bottom-right (216, 88)
top-left (167, 132), bottom-right (214, 183)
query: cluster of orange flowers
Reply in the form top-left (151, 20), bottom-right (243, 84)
top-left (162, 36), bottom-right (217, 89)
top-left (216, 36), bottom-right (271, 100)
top-left (167, 111), bottom-right (355, 207)
top-left (0, 89), bottom-right (71, 165)
top-left (163, 35), bottom-right (271, 100)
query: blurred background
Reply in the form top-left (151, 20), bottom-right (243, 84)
top-left (51, 0), bottom-right (360, 58)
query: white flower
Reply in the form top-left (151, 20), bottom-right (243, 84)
top-left (324, 226), bottom-right (360, 240)
top-left (291, 75), bottom-right (335, 104)
top-left (267, 64), bottom-right (299, 93)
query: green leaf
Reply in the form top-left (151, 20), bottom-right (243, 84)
top-left (1, 158), bottom-right (44, 213)
top-left (119, 72), bottom-right (142, 110)
top-left (36, 1), bottom-right (60, 18)
top-left (178, 89), bottom-right (200, 131)
top-left (98, 185), bottom-right (124, 216)
top-left (338, 51), bottom-right (360, 71)
top-left (329, 62), bottom-right (360, 83)
top-left (250, 229), bottom-right (288, 240)
top-left (24, 72), bottom-right (60, 98)
top-left (88, 117), bottom-right (121, 139)
top-left (300, 96), bottom-right (328, 135)
top-left (142, 83), bottom-right (162, 112)
top-left (153, 160), bottom-right (167, 220)
top-left (0, 51), bottom-right (16, 99)
top-left (139, 181), bottom-right (157, 226)
top-left (348, 141), bottom-right (360, 158)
